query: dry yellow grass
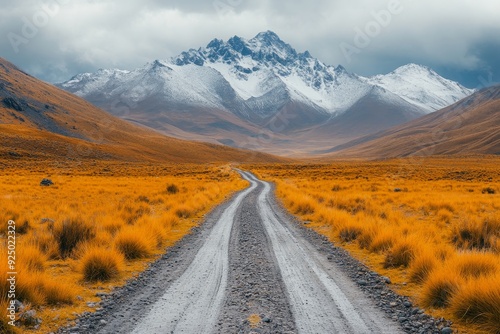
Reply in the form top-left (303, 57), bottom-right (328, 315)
top-left (250, 156), bottom-right (500, 334)
top-left (0, 160), bottom-right (246, 333)
top-left (79, 246), bottom-right (124, 282)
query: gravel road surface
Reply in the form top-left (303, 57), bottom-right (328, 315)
top-left (61, 171), bottom-right (452, 334)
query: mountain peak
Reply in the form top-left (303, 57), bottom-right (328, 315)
top-left (254, 30), bottom-right (281, 41)
top-left (392, 63), bottom-right (435, 75)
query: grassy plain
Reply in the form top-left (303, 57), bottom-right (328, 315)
top-left (250, 156), bottom-right (500, 334)
top-left (0, 159), bottom-right (246, 333)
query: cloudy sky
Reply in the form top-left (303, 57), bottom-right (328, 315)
top-left (1, 0), bottom-right (499, 88)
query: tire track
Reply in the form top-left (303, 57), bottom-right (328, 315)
top-left (246, 172), bottom-right (403, 334)
top-left (130, 175), bottom-right (257, 334)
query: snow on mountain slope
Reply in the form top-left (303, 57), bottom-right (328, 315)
top-left (365, 64), bottom-right (475, 113)
top-left (61, 60), bottom-right (243, 111)
top-left (173, 31), bottom-right (372, 114)
top-left (59, 31), bottom-right (474, 126)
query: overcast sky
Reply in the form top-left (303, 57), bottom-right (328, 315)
top-left (1, 0), bottom-right (499, 88)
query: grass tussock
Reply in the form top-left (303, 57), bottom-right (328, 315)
top-left (114, 227), bottom-right (153, 260)
top-left (80, 246), bottom-right (124, 282)
top-left (408, 249), bottom-right (438, 283)
top-left (421, 270), bottom-right (464, 308)
top-left (166, 183), bottom-right (179, 194)
top-left (450, 275), bottom-right (500, 333)
top-left (52, 216), bottom-right (95, 258)
top-left (451, 252), bottom-right (499, 279)
top-left (0, 264), bottom-right (75, 306)
top-left (17, 243), bottom-right (46, 271)
top-left (452, 214), bottom-right (500, 252)
top-left (384, 238), bottom-right (419, 268)
top-left (369, 229), bottom-right (395, 253)
top-left (339, 223), bottom-right (363, 242)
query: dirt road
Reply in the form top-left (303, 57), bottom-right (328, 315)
top-left (65, 171), bottom-right (447, 333)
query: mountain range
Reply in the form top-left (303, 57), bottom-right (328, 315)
top-left (0, 57), bottom-right (281, 163)
top-left (58, 31), bottom-right (474, 155)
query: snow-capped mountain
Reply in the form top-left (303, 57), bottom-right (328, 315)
top-left (58, 31), bottom-right (474, 155)
top-left (365, 63), bottom-right (474, 112)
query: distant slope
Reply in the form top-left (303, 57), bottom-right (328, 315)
top-left (0, 58), bottom-right (282, 163)
top-left (327, 85), bottom-right (500, 158)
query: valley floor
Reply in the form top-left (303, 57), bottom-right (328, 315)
top-left (1, 156), bottom-right (498, 333)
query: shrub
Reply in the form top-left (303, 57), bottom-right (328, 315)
top-left (52, 217), bottom-right (95, 258)
top-left (114, 228), bottom-right (153, 260)
top-left (166, 184), bottom-right (179, 194)
top-left (450, 275), bottom-right (500, 333)
top-left (421, 270), bottom-right (463, 308)
top-left (80, 247), bottom-right (123, 282)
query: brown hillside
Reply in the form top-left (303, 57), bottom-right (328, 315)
top-left (327, 85), bottom-right (500, 158)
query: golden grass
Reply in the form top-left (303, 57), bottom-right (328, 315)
top-left (450, 275), bottom-right (500, 334)
top-left (383, 237), bottom-right (421, 269)
top-left (0, 161), bottom-right (246, 332)
top-left (452, 214), bottom-right (500, 251)
top-left (80, 246), bottom-right (124, 282)
top-left (408, 248), bottom-right (438, 283)
top-left (421, 269), bottom-right (464, 308)
top-left (114, 227), bottom-right (154, 260)
top-left (52, 216), bottom-right (96, 258)
top-left (249, 156), bottom-right (500, 333)
top-left (451, 252), bottom-right (499, 279)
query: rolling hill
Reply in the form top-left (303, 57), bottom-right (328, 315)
top-left (0, 58), bottom-right (282, 163)
top-left (327, 85), bottom-right (500, 158)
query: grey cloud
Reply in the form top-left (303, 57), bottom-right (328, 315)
top-left (0, 0), bottom-right (498, 88)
